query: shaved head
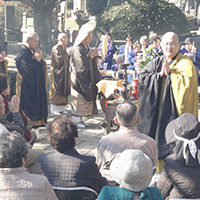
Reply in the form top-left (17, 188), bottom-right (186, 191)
top-left (162, 32), bottom-right (179, 44)
top-left (161, 32), bottom-right (180, 60)
top-left (57, 33), bottom-right (68, 46)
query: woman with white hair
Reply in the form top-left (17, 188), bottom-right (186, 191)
top-left (0, 131), bottom-right (58, 200)
top-left (98, 149), bottom-right (163, 200)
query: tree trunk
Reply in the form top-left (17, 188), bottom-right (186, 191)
top-left (194, 1), bottom-right (199, 26)
top-left (33, 3), bottom-right (54, 55)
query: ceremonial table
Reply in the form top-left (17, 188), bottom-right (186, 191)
top-left (97, 79), bottom-right (140, 134)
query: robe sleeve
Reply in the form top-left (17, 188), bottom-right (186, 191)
top-left (170, 56), bottom-right (198, 118)
top-left (16, 51), bottom-right (42, 80)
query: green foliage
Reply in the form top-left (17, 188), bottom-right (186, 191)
top-left (0, 1), bottom-right (32, 31)
top-left (86, 0), bottom-right (108, 16)
top-left (96, 0), bottom-right (189, 40)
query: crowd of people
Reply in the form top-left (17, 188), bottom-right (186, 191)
top-left (0, 18), bottom-right (200, 199)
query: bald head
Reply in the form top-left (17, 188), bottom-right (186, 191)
top-left (58, 33), bottom-right (68, 47)
top-left (161, 32), bottom-right (180, 60)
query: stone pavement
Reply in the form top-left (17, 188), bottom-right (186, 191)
top-left (32, 104), bottom-right (106, 156)
top-left (6, 53), bottom-right (107, 157)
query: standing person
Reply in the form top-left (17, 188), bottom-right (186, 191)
top-left (15, 32), bottom-right (48, 132)
top-left (138, 32), bottom-right (198, 169)
top-left (70, 20), bottom-right (100, 127)
top-left (49, 33), bottom-right (72, 115)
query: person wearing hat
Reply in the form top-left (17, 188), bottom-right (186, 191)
top-left (70, 20), bottom-right (100, 127)
top-left (138, 32), bottom-right (198, 167)
top-left (98, 149), bottom-right (163, 200)
top-left (157, 113), bottom-right (200, 199)
top-left (180, 37), bottom-right (200, 82)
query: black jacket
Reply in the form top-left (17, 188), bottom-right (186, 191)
top-left (37, 148), bottom-right (107, 193)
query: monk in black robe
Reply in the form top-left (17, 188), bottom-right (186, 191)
top-left (138, 32), bottom-right (198, 164)
top-left (15, 32), bottom-right (48, 128)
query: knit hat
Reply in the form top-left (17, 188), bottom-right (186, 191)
top-left (72, 19), bottom-right (96, 50)
top-left (110, 149), bottom-right (153, 192)
top-left (165, 113), bottom-right (200, 166)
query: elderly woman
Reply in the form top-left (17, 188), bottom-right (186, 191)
top-left (98, 149), bottom-right (163, 200)
top-left (37, 115), bottom-right (107, 195)
top-left (0, 130), bottom-right (57, 200)
top-left (157, 113), bottom-right (200, 199)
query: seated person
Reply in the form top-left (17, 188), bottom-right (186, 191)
top-left (37, 115), bottom-right (107, 194)
top-left (0, 130), bottom-right (57, 200)
top-left (147, 35), bottom-right (163, 58)
top-left (111, 54), bottom-right (124, 72)
top-left (0, 51), bottom-right (8, 74)
top-left (98, 33), bottom-right (117, 70)
top-left (128, 41), bottom-right (143, 80)
top-left (0, 73), bottom-right (36, 144)
top-left (157, 113), bottom-right (200, 199)
top-left (140, 35), bottom-right (149, 51)
top-left (179, 37), bottom-right (200, 82)
top-left (118, 37), bottom-right (133, 63)
top-left (95, 101), bottom-right (158, 185)
top-left (0, 94), bottom-right (44, 174)
top-left (98, 149), bottom-right (163, 200)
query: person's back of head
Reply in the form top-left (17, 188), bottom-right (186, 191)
top-left (47, 115), bottom-right (78, 153)
top-left (110, 149), bottom-right (153, 192)
top-left (0, 131), bottom-right (28, 168)
top-left (116, 101), bottom-right (138, 127)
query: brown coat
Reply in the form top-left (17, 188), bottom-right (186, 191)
top-left (95, 126), bottom-right (158, 182)
top-left (0, 167), bottom-right (58, 200)
top-left (71, 43), bottom-right (100, 116)
top-left (49, 44), bottom-right (70, 105)
top-left (157, 154), bottom-right (200, 199)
